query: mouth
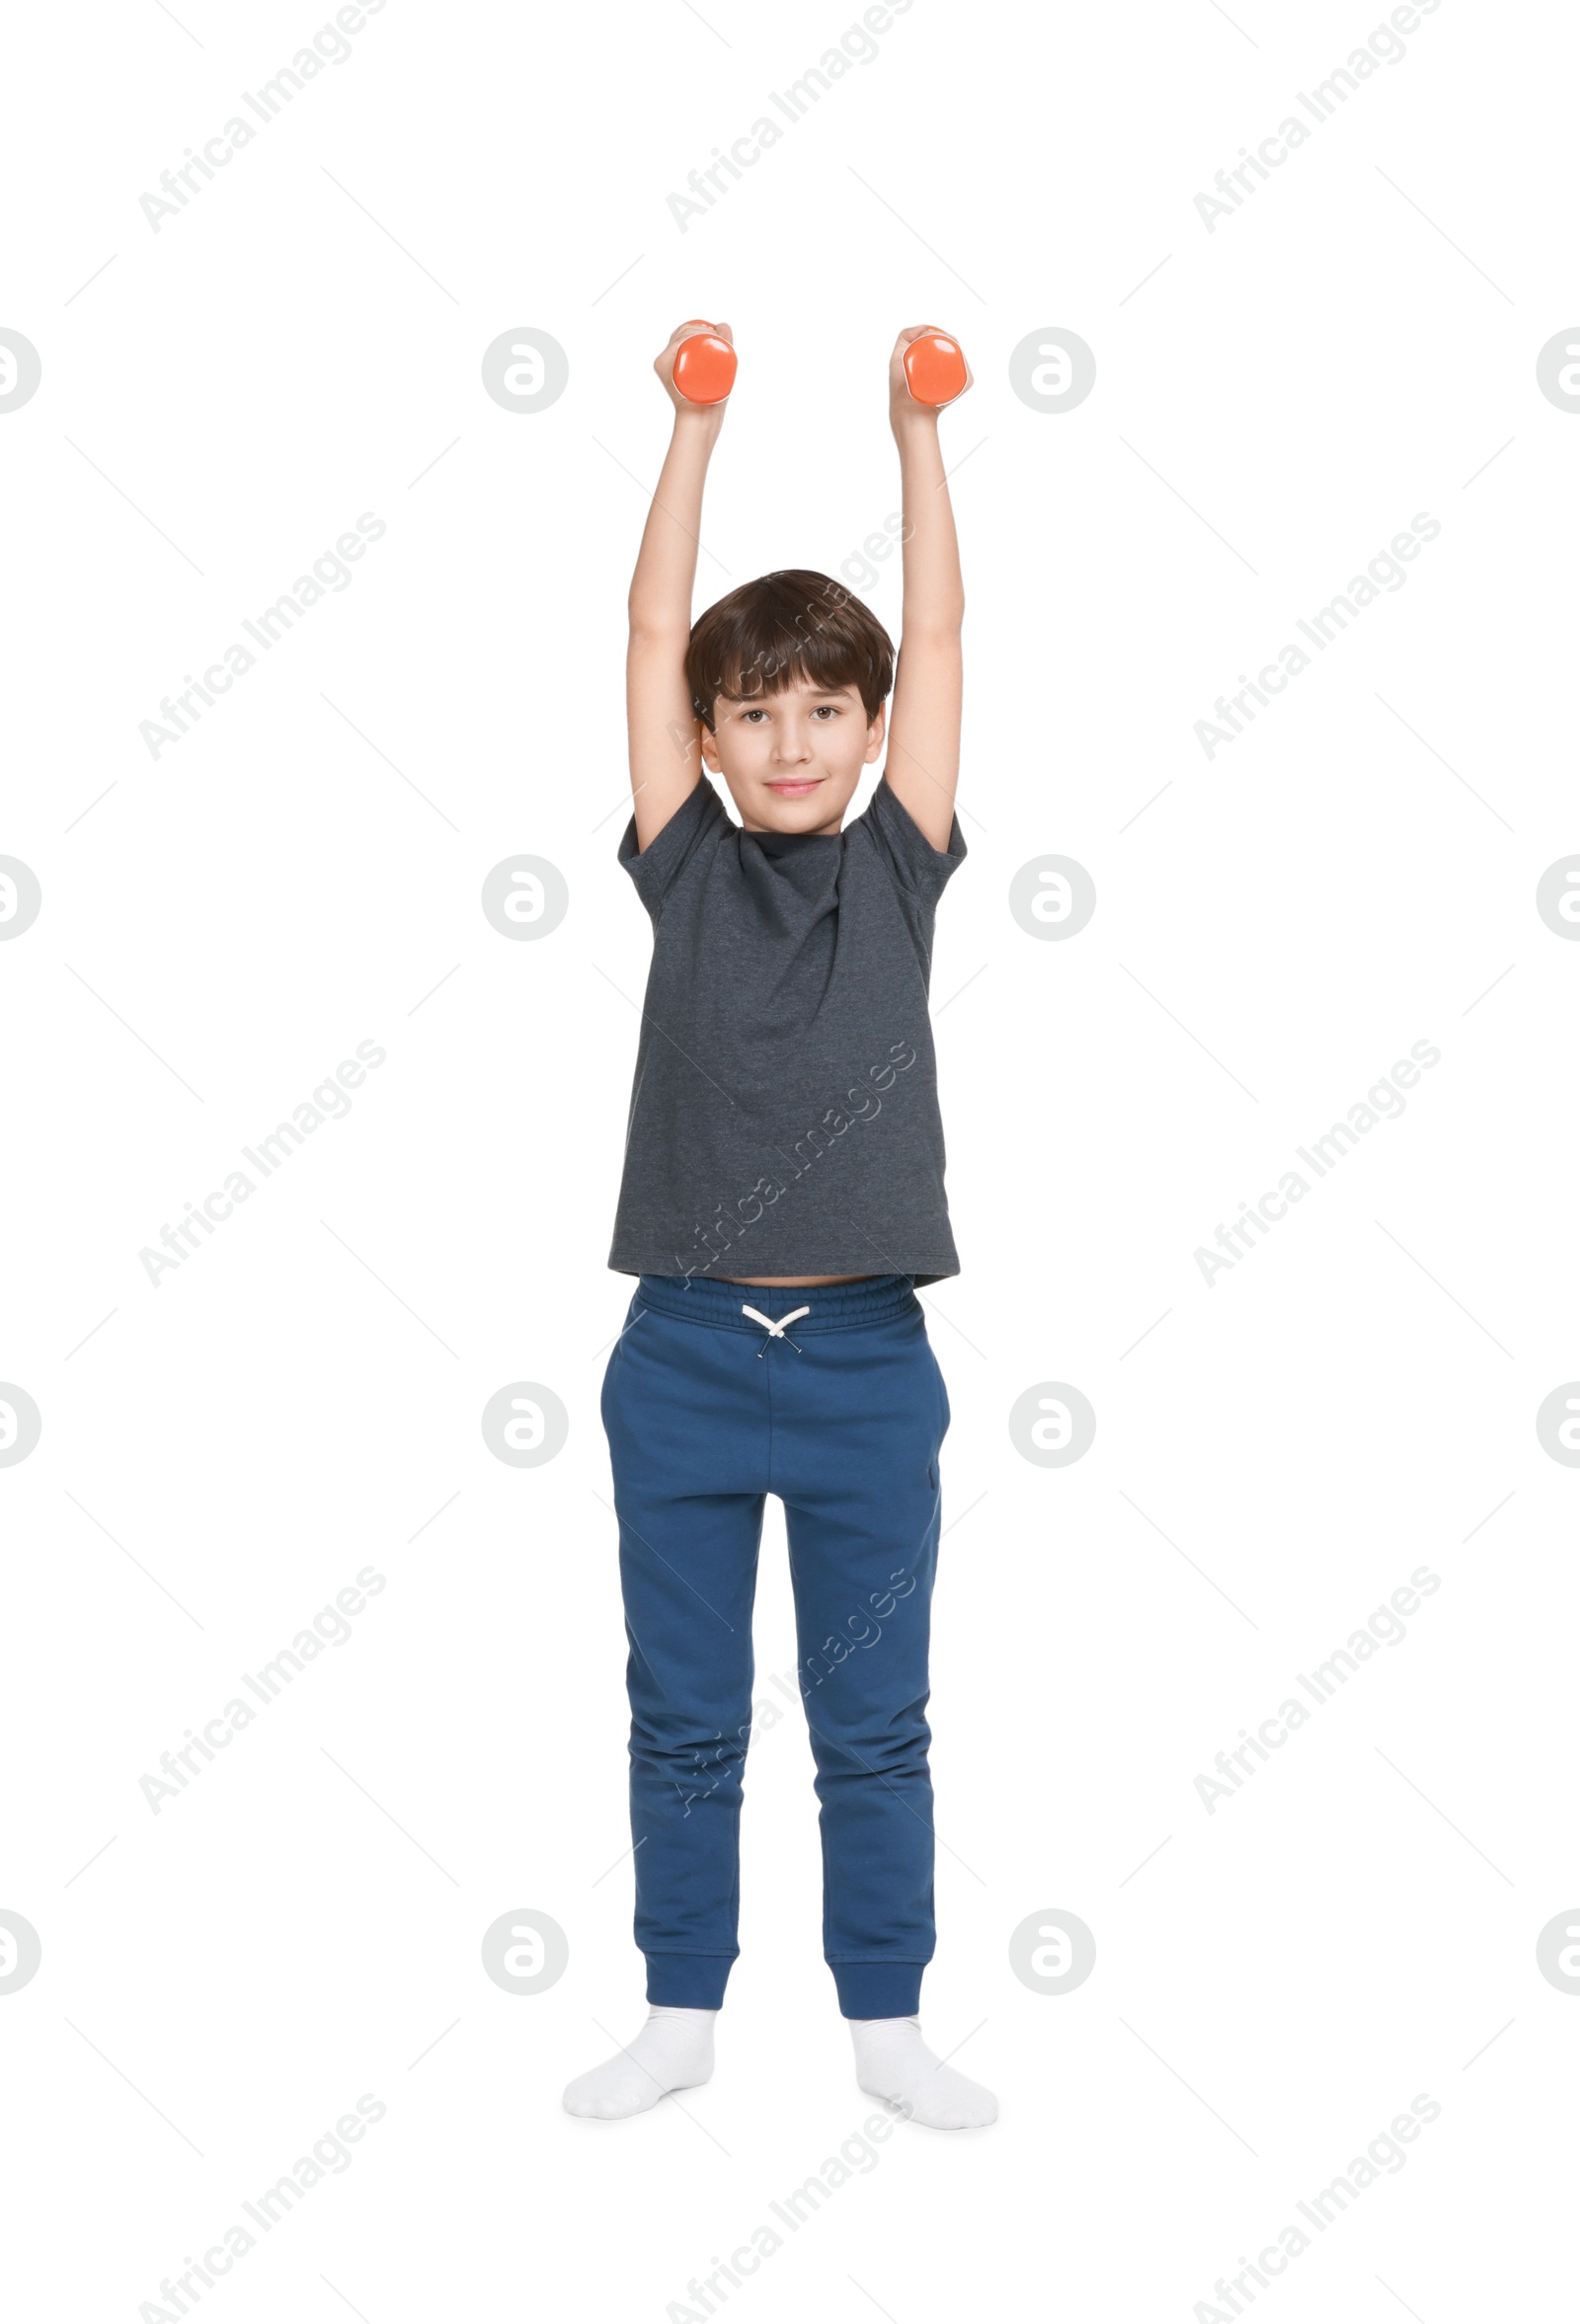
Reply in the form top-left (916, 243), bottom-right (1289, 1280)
top-left (765, 777), bottom-right (823, 798)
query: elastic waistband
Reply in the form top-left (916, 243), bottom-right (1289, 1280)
top-left (634, 1273), bottom-right (918, 1335)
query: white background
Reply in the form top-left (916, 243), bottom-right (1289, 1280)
top-left (3, 0), bottom-right (1578, 2316)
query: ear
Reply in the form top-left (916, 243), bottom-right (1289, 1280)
top-left (698, 722), bottom-right (722, 771)
top-left (863, 702), bottom-right (888, 765)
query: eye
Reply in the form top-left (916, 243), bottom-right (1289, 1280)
top-left (812, 705), bottom-right (840, 719)
top-left (741, 708), bottom-right (766, 723)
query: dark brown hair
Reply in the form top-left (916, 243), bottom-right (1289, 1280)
top-left (684, 570), bottom-right (894, 732)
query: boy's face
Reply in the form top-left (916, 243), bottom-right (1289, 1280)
top-left (700, 677), bottom-right (887, 835)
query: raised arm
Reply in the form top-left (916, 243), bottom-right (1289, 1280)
top-left (626, 321), bottom-right (732, 852)
top-left (882, 325), bottom-right (971, 853)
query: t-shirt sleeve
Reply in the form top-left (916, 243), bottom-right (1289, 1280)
top-left (617, 776), bottom-right (728, 920)
top-left (857, 772), bottom-right (968, 902)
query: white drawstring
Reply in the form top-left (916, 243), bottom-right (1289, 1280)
top-left (741, 1302), bottom-right (811, 1356)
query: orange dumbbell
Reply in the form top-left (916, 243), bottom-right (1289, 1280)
top-left (904, 327), bottom-right (968, 407)
top-left (672, 320), bottom-right (738, 405)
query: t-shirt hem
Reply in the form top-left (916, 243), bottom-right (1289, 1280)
top-left (607, 1251), bottom-right (960, 1282)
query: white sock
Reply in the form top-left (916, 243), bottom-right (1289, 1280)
top-left (562, 2006), bottom-right (719, 2120)
top-left (849, 2015), bottom-right (997, 2130)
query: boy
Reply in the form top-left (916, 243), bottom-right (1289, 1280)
top-left (564, 322), bottom-right (994, 2130)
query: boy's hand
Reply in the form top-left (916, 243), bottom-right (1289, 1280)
top-left (889, 324), bottom-right (973, 435)
top-left (655, 318), bottom-right (734, 420)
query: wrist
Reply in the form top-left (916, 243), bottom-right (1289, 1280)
top-left (890, 402), bottom-right (941, 443)
top-left (672, 400), bottom-right (725, 440)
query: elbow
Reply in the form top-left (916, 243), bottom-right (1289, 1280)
top-left (915, 584), bottom-right (966, 634)
top-left (905, 604), bottom-right (965, 646)
top-left (628, 604), bottom-right (691, 651)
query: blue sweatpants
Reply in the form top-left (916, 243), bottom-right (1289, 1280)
top-left (599, 1272), bottom-right (950, 2019)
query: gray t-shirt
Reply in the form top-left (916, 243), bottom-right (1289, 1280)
top-left (608, 772), bottom-right (967, 1284)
